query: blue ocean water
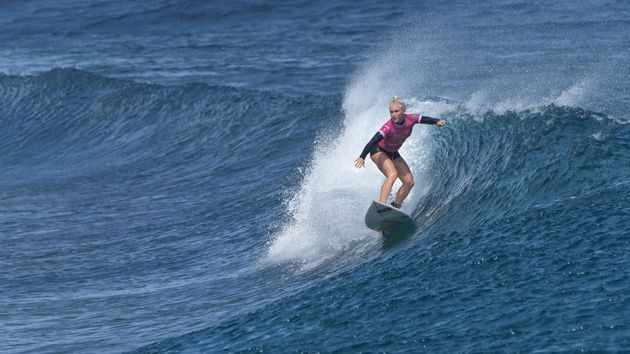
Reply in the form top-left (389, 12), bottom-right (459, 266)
top-left (1, 0), bottom-right (629, 352)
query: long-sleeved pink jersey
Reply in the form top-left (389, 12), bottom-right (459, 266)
top-left (377, 113), bottom-right (422, 152)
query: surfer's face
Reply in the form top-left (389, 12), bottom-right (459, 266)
top-left (389, 103), bottom-right (405, 122)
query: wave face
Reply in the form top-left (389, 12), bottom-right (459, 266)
top-left (135, 101), bottom-right (630, 353)
top-left (2, 0), bottom-right (630, 353)
top-left (0, 68), bottom-right (340, 353)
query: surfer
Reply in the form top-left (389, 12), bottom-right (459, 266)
top-left (354, 96), bottom-right (447, 208)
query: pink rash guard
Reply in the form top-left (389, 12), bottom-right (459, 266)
top-left (377, 113), bottom-right (422, 152)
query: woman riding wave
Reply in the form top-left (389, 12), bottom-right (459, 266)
top-left (354, 96), bottom-right (447, 208)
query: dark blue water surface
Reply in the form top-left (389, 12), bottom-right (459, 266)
top-left (1, 1), bottom-right (629, 353)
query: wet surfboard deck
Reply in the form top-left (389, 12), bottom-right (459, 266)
top-left (365, 201), bottom-right (413, 231)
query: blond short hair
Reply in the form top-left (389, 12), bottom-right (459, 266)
top-left (389, 96), bottom-right (406, 111)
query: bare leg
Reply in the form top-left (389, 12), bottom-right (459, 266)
top-left (392, 157), bottom-right (415, 206)
top-left (370, 152), bottom-right (398, 204)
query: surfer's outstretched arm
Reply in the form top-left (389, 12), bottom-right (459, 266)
top-left (354, 132), bottom-right (383, 168)
top-left (419, 115), bottom-right (447, 127)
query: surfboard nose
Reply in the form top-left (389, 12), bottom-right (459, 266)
top-left (365, 201), bottom-right (412, 231)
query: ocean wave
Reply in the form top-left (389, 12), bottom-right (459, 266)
top-left (265, 99), bottom-right (628, 269)
top-left (417, 105), bottom-right (626, 234)
top-left (132, 102), bottom-right (630, 352)
top-left (0, 68), bottom-right (336, 185)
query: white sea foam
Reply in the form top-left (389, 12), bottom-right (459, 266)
top-left (464, 79), bottom-right (593, 116)
top-left (553, 80), bottom-right (590, 107)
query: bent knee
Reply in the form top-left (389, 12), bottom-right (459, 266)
top-left (404, 179), bottom-right (415, 188)
top-left (386, 173), bottom-right (399, 182)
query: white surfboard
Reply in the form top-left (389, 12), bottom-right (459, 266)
top-left (365, 201), bottom-right (413, 231)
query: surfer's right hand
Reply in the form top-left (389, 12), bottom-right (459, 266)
top-left (354, 157), bottom-right (365, 169)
